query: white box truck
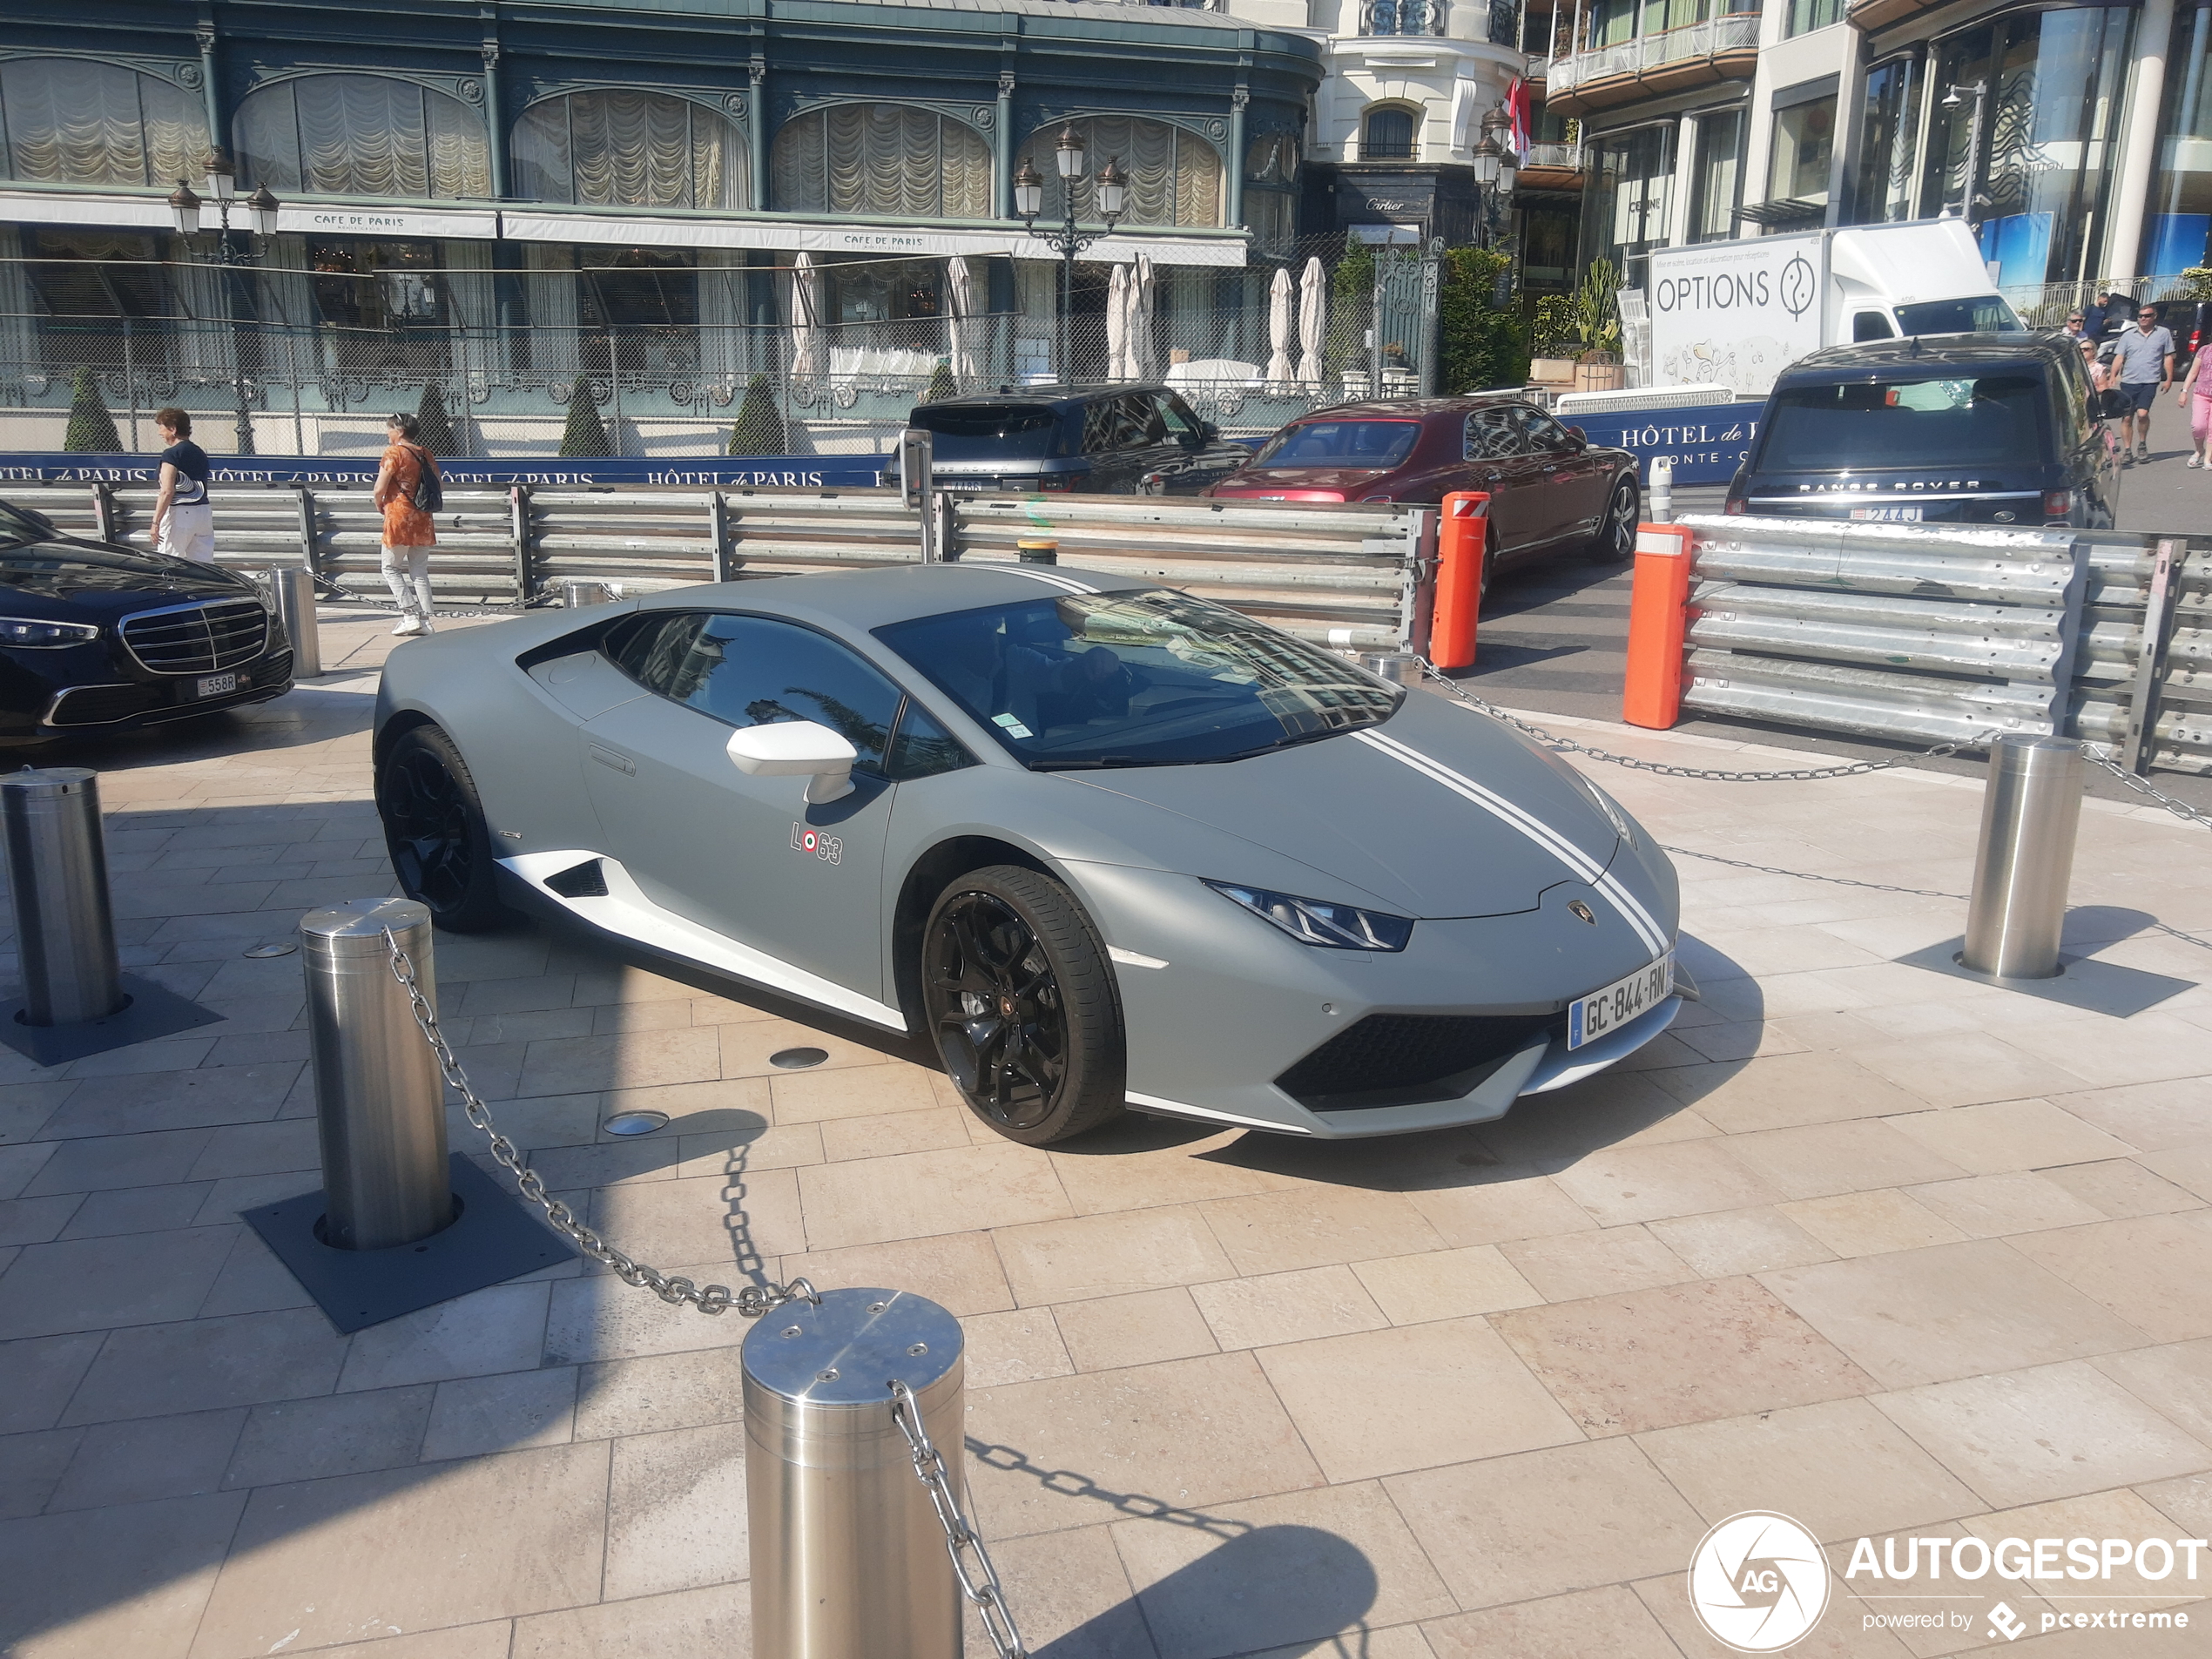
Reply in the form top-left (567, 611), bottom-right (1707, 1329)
top-left (1642, 219), bottom-right (2020, 397)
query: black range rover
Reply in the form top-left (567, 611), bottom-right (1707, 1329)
top-left (1723, 334), bottom-right (2123, 529)
top-left (905, 384), bottom-right (1251, 496)
top-left (0, 500), bottom-right (293, 745)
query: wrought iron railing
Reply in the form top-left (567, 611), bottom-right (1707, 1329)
top-left (1361, 0), bottom-right (1446, 37)
top-left (1549, 12), bottom-right (1760, 94)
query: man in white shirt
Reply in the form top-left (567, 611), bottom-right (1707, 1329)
top-left (2101, 306), bottom-right (2175, 465)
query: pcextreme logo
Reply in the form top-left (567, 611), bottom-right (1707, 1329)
top-left (1689, 1513), bottom-right (1831, 1652)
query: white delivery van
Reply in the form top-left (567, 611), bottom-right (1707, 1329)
top-left (1642, 219), bottom-right (2021, 397)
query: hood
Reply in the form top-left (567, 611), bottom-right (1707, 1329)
top-left (0, 536), bottom-right (257, 611)
top-left (1067, 691), bottom-right (1629, 920)
top-left (1214, 467), bottom-right (1390, 496)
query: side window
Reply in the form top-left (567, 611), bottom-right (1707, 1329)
top-left (1157, 395), bottom-right (1200, 442)
top-left (886, 701), bottom-right (976, 779)
top-left (2051, 361), bottom-right (2088, 449)
top-left (1511, 407), bottom-right (1571, 452)
top-left (1129, 395), bottom-right (1169, 446)
top-left (607, 611), bottom-right (710, 693)
top-left (1081, 401), bottom-right (1119, 455)
top-left (1465, 408), bottom-right (1522, 460)
top-left (1853, 311), bottom-right (1897, 341)
top-left (653, 614), bottom-right (905, 772)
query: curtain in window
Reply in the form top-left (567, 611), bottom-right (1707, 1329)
top-left (772, 106), bottom-right (991, 218)
top-left (256, 232), bottom-right (332, 381)
top-left (697, 247), bottom-right (756, 386)
top-left (445, 239), bottom-right (500, 405)
top-left (0, 58), bottom-right (211, 187)
top-left (510, 91), bottom-right (745, 209)
top-left (171, 254), bottom-right (237, 384)
top-left (235, 75), bottom-right (489, 199)
top-left (0, 226), bottom-right (36, 375)
top-left (1021, 118), bottom-right (1222, 227)
top-left (525, 243), bottom-right (580, 378)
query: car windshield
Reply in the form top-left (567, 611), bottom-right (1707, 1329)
top-left (1250, 420), bottom-right (1420, 469)
top-left (907, 404), bottom-right (1065, 461)
top-left (0, 502), bottom-right (57, 550)
top-left (1756, 374), bottom-right (2047, 471)
top-left (1893, 297), bottom-right (2025, 337)
top-left (875, 587), bottom-right (1401, 768)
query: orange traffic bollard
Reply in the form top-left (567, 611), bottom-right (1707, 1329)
top-left (1433, 491), bottom-right (1489, 670)
top-left (1622, 523), bottom-right (1693, 730)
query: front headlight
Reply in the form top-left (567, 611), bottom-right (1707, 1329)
top-left (1566, 770), bottom-right (1636, 846)
top-left (1204, 880), bottom-right (1414, 952)
top-left (0, 617), bottom-right (100, 648)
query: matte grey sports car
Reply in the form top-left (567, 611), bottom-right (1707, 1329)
top-left (372, 563), bottom-right (1682, 1145)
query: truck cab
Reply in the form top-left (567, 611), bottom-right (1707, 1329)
top-left (1826, 220), bottom-right (2026, 346)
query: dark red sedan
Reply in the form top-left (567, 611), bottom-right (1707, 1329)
top-left (1207, 395), bottom-right (1642, 595)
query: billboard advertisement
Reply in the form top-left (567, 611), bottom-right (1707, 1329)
top-left (1648, 233), bottom-right (1827, 396)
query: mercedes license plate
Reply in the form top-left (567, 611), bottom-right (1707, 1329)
top-left (1850, 506), bottom-right (1923, 522)
top-left (1568, 953), bottom-right (1673, 1050)
top-left (195, 672), bottom-right (238, 698)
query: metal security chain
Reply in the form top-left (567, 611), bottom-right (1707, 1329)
top-left (1659, 843), bottom-right (1965, 903)
top-left (382, 931), bottom-right (820, 1318)
top-left (890, 1379), bottom-right (1027, 1659)
top-left (2078, 743), bottom-right (2212, 831)
top-left (1417, 661), bottom-right (1975, 781)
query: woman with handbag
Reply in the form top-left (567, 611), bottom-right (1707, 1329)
top-left (373, 412), bottom-right (442, 636)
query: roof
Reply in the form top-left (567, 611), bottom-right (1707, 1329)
top-left (1279, 394), bottom-right (1540, 421)
top-left (919, 382), bottom-right (1185, 409)
top-left (1783, 334), bottom-right (2077, 381)
top-left (633, 560), bottom-right (1150, 631)
top-left (813, 0), bottom-right (1245, 27)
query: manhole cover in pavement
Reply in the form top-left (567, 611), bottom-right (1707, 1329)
top-left (770, 1047), bottom-right (829, 1069)
top-left (602, 1110), bottom-right (670, 1136)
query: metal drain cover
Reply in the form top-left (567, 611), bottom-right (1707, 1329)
top-left (602, 1109), bottom-right (670, 1136)
top-left (243, 942), bottom-right (298, 959)
top-left (770, 1047), bottom-right (829, 1069)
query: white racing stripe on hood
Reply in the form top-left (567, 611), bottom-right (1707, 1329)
top-left (1353, 729), bottom-right (1671, 956)
top-left (994, 565), bottom-right (1099, 595)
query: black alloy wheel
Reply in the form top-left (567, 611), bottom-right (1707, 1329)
top-left (1591, 476), bottom-right (1638, 563)
top-left (378, 725), bottom-right (510, 932)
top-left (920, 865), bottom-right (1124, 1145)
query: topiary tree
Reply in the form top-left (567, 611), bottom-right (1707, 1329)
top-left (1437, 246), bottom-right (1531, 395)
top-left (921, 361), bottom-right (957, 404)
top-left (63, 365), bottom-right (123, 453)
top-left (559, 374), bottom-right (611, 457)
top-left (1570, 257), bottom-right (1624, 361)
top-left (726, 372), bottom-right (786, 455)
top-left (414, 382), bottom-right (455, 456)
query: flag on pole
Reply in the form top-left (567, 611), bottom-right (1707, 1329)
top-left (1505, 77), bottom-right (1533, 160)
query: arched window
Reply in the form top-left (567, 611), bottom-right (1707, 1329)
top-left (234, 74), bottom-right (490, 199)
top-left (0, 58), bottom-right (209, 187)
top-left (772, 106), bottom-right (991, 219)
top-left (1020, 117), bottom-right (1222, 227)
top-left (1364, 107), bottom-right (1418, 160)
top-left (513, 91), bottom-right (747, 210)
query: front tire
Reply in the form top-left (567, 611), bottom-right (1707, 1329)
top-left (377, 725), bottom-right (511, 933)
top-left (1589, 476), bottom-right (1638, 563)
top-left (920, 865), bottom-right (1125, 1145)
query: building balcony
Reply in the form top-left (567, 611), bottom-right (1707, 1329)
top-left (1518, 141), bottom-right (1586, 188)
top-left (1544, 12), bottom-right (1760, 115)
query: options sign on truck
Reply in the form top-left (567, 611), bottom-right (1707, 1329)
top-left (1649, 233), bottom-right (1829, 396)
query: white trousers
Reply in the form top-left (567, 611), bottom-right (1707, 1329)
top-left (159, 502), bottom-right (215, 563)
top-left (381, 543), bottom-right (435, 619)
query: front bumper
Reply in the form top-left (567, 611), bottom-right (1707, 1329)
top-left (1069, 859), bottom-right (1681, 1140)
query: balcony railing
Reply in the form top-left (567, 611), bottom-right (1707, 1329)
top-left (1361, 0), bottom-right (1446, 37)
top-left (1549, 12), bottom-right (1760, 94)
top-left (1521, 141), bottom-right (1586, 171)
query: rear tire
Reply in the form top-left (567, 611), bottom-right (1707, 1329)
top-left (921, 865), bottom-right (1125, 1146)
top-left (1588, 476), bottom-right (1638, 563)
top-left (377, 725), bottom-right (512, 933)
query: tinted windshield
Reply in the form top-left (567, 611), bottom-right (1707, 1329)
top-left (1893, 297), bottom-right (2024, 337)
top-left (908, 404), bottom-right (1065, 461)
top-left (1251, 420), bottom-right (1420, 469)
top-left (1757, 374), bottom-right (2046, 471)
top-left (875, 588), bottom-right (1400, 767)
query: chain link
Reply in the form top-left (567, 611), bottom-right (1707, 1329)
top-left (1416, 661), bottom-right (1978, 780)
top-left (382, 930), bottom-right (820, 1318)
top-left (2076, 743), bottom-right (2212, 831)
top-left (890, 1380), bottom-right (1028, 1659)
top-left (1660, 843), bottom-right (1967, 902)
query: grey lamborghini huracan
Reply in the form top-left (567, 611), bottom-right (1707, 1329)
top-left (373, 563), bottom-right (1681, 1145)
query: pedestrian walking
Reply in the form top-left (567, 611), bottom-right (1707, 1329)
top-left (2178, 340), bottom-right (2212, 469)
top-left (373, 411), bottom-right (442, 636)
top-left (2100, 305), bottom-right (2175, 466)
top-left (148, 408), bottom-right (214, 563)
top-left (2083, 292), bottom-right (2112, 340)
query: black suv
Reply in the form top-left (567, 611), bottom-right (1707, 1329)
top-left (905, 385), bottom-right (1251, 496)
top-left (1723, 334), bottom-right (2122, 529)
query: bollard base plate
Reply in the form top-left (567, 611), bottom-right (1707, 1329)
top-left (1898, 938), bottom-right (2193, 1017)
top-left (0, 973), bottom-right (224, 1066)
top-left (243, 1153), bottom-right (579, 1334)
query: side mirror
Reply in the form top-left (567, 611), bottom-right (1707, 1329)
top-left (725, 720), bottom-right (857, 804)
top-left (1200, 421), bottom-right (1221, 442)
top-left (1563, 426), bottom-right (1588, 447)
top-left (2090, 388), bottom-right (2128, 421)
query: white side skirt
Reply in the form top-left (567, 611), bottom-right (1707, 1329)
top-left (499, 849), bottom-right (908, 1033)
top-left (1124, 1089), bottom-right (1313, 1135)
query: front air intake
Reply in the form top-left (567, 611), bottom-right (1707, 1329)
top-left (544, 859), bottom-right (609, 898)
top-left (1275, 1012), bottom-right (1564, 1112)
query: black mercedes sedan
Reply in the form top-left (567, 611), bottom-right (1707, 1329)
top-left (0, 500), bottom-right (293, 745)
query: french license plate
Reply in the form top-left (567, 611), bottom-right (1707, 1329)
top-left (195, 672), bottom-right (238, 698)
top-left (1568, 953), bottom-right (1674, 1050)
top-left (1850, 506), bottom-right (1923, 522)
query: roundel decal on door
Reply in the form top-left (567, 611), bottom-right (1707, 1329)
top-left (790, 824), bottom-right (844, 865)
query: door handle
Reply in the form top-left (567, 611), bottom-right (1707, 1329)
top-left (589, 743), bottom-right (636, 777)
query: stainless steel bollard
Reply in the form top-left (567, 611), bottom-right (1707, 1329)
top-left (562, 577), bottom-right (617, 609)
top-left (268, 566), bottom-right (321, 677)
top-left (0, 768), bottom-right (125, 1026)
top-left (1649, 456), bottom-right (1673, 522)
top-left (1962, 734), bottom-right (2085, 980)
top-left (745, 1288), bottom-right (965, 1659)
top-left (300, 898), bottom-right (453, 1250)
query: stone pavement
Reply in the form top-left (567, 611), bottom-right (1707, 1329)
top-left (1, 608), bottom-right (2209, 1659)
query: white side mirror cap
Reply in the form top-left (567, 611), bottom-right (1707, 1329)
top-left (725, 721), bottom-right (858, 803)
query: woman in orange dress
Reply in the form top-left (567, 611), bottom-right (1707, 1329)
top-left (372, 412), bottom-right (441, 636)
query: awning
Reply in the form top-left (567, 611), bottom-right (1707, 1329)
top-left (0, 191), bottom-right (501, 240)
top-left (500, 210), bottom-right (1248, 267)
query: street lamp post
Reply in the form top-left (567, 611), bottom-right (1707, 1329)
top-left (1941, 81), bottom-right (1992, 227)
top-left (1471, 105), bottom-right (1520, 252)
top-left (1014, 125), bottom-right (1128, 382)
top-left (169, 151), bottom-right (280, 455)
